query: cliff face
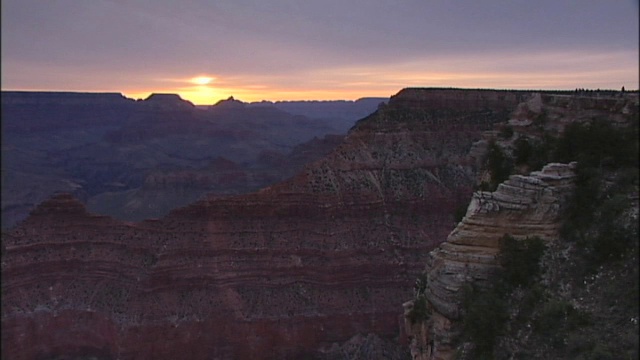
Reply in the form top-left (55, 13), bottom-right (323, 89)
top-left (389, 88), bottom-right (530, 111)
top-left (1, 88), bottom-right (521, 359)
top-left (86, 135), bottom-right (345, 222)
top-left (402, 90), bottom-right (639, 360)
top-left (403, 163), bottom-right (577, 360)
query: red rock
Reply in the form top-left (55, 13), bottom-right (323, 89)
top-left (1, 88), bottom-right (528, 359)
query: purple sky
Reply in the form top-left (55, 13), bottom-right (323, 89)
top-left (2, 0), bottom-right (638, 104)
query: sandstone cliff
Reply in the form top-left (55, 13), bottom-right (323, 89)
top-left (402, 90), bottom-right (639, 359)
top-left (1, 88), bottom-right (521, 359)
top-left (403, 162), bottom-right (577, 360)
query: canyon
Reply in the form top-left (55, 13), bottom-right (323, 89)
top-left (2, 88), bottom-right (637, 359)
top-left (1, 92), bottom-right (385, 228)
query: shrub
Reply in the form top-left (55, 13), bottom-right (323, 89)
top-left (553, 120), bottom-right (638, 169)
top-left (453, 199), bottom-right (470, 223)
top-left (561, 165), bottom-right (600, 239)
top-left (462, 235), bottom-right (547, 357)
top-left (499, 235), bottom-right (546, 288)
top-left (462, 284), bottom-right (508, 358)
top-left (589, 226), bottom-right (634, 265)
top-left (485, 140), bottom-right (513, 190)
top-left (407, 294), bottom-right (430, 324)
top-left (534, 299), bottom-right (571, 335)
top-left (514, 284), bottom-right (546, 324)
top-left (566, 334), bottom-right (594, 355)
top-left (534, 298), bottom-right (591, 342)
top-left (533, 110), bottom-right (548, 128)
top-left (414, 272), bottom-right (428, 296)
top-left (586, 343), bottom-right (615, 360)
top-left (513, 135), bottom-right (555, 171)
top-left (562, 163), bottom-right (637, 266)
top-left (499, 125), bottom-right (514, 139)
top-left (513, 136), bottom-right (533, 165)
top-left (476, 181), bottom-right (493, 191)
top-left (407, 272), bottom-right (430, 324)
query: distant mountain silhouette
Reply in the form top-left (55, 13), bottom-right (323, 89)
top-left (1, 91), bottom-right (386, 228)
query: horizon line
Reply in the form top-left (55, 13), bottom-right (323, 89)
top-left (1, 86), bottom-right (636, 106)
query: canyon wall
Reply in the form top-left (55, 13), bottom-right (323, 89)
top-left (402, 90), bottom-right (638, 360)
top-left (2, 88), bottom-right (529, 359)
top-left (403, 162), bottom-right (577, 360)
top-left (1, 91), bottom-right (373, 228)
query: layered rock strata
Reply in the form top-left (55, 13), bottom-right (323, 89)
top-left (1, 91), bottom-right (380, 228)
top-left (2, 88), bottom-right (529, 359)
top-left (404, 162), bottom-right (577, 360)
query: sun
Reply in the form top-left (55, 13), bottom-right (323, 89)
top-left (191, 76), bottom-right (214, 85)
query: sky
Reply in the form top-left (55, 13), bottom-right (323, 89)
top-left (2, 0), bottom-right (639, 105)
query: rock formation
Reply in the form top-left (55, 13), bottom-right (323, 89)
top-left (1, 91), bottom-right (378, 228)
top-left (86, 135), bottom-right (345, 222)
top-left (401, 89), bottom-right (640, 360)
top-left (1, 91), bottom-right (133, 106)
top-left (1, 88), bottom-right (522, 359)
top-left (141, 93), bottom-right (196, 110)
top-left (403, 162), bottom-right (578, 360)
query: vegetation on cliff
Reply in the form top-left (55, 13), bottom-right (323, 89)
top-left (407, 273), bottom-right (431, 325)
top-left (460, 235), bottom-right (546, 358)
top-left (458, 110), bottom-right (639, 359)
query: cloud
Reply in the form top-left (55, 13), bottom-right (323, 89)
top-left (2, 0), bottom-right (638, 102)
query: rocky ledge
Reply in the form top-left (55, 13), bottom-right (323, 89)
top-left (404, 162), bottom-right (577, 360)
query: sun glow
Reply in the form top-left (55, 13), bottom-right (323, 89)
top-left (191, 76), bottom-right (214, 85)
